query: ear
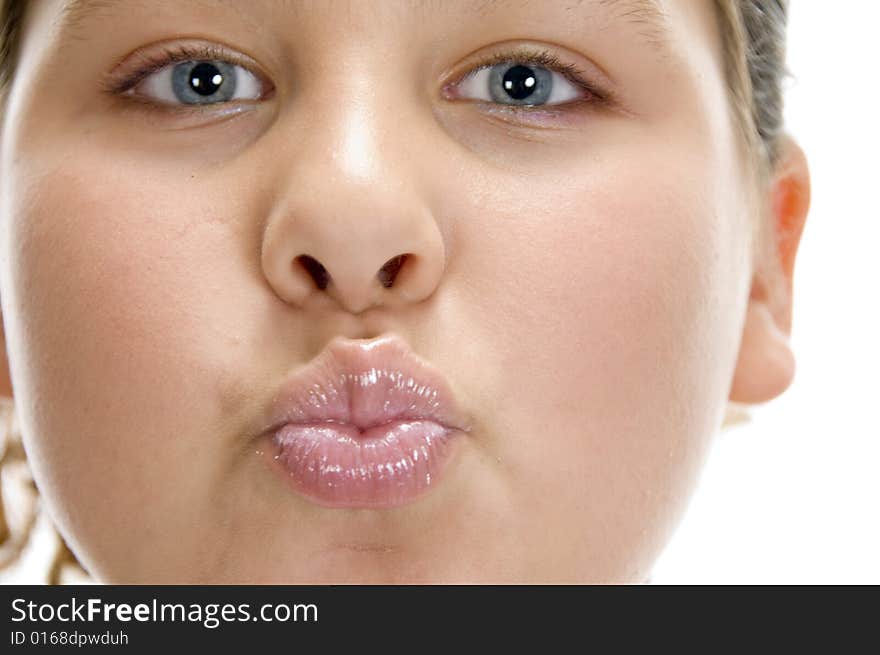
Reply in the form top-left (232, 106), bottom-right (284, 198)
top-left (0, 305), bottom-right (13, 398)
top-left (729, 134), bottom-right (811, 404)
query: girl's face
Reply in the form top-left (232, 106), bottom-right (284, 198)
top-left (0, 0), bottom-right (757, 582)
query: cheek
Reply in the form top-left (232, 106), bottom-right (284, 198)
top-left (5, 152), bottom-right (266, 579)
top-left (448, 149), bottom-right (748, 577)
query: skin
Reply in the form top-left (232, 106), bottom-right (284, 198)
top-left (0, 0), bottom-right (809, 583)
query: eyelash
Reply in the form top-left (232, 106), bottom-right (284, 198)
top-left (101, 43), bottom-right (610, 119)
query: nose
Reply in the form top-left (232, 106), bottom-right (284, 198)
top-left (260, 94), bottom-right (446, 315)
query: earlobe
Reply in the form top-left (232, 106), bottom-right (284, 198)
top-left (728, 300), bottom-right (796, 404)
top-left (728, 134), bottom-right (811, 405)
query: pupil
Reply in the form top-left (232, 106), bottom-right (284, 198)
top-left (502, 65), bottom-right (538, 101)
top-left (189, 63), bottom-right (223, 96)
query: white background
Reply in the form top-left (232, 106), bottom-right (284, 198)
top-left (651, 1), bottom-right (879, 583)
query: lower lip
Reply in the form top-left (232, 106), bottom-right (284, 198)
top-left (265, 419), bottom-right (462, 508)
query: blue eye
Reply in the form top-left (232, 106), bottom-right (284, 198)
top-left (457, 61), bottom-right (583, 107)
top-left (128, 58), bottom-right (264, 106)
top-left (443, 46), bottom-right (612, 120)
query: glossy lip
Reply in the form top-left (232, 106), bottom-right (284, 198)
top-left (259, 333), bottom-right (472, 508)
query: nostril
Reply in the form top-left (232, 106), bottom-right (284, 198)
top-left (377, 254), bottom-right (408, 288)
top-left (296, 255), bottom-right (331, 290)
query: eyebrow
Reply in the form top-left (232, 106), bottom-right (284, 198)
top-left (596, 0), bottom-right (671, 54)
top-left (59, 0), bottom-right (671, 53)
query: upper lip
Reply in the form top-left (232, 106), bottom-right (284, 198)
top-left (263, 333), bottom-right (472, 435)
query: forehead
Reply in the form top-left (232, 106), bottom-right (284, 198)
top-left (55, 0), bottom-right (677, 55)
top-left (59, 0), bottom-right (667, 22)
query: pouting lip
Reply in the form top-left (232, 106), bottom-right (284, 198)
top-left (261, 333), bottom-right (473, 437)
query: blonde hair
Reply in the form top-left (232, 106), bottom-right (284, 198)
top-left (0, 1), bottom-right (784, 582)
top-left (0, 398), bottom-right (90, 583)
